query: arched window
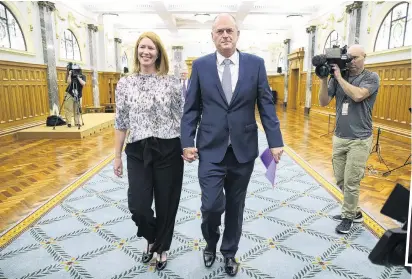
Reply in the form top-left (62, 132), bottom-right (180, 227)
top-left (0, 2), bottom-right (26, 51)
top-left (323, 30), bottom-right (341, 52)
top-left (60, 29), bottom-right (81, 61)
top-left (374, 2), bottom-right (411, 51)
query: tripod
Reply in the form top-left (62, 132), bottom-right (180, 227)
top-left (382, 154), bottom-right (411, 177)
top-left (368, 127), bottom-right (390, 174)
top-left (320, 113), bottom-right (335, 137)
top-left (53, 81), bottom-right (84, 130)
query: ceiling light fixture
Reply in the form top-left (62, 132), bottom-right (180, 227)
top-left (102, 13), bottom-right (119, 16)
top-left (194, 13), bottom-right (211, 24)
top-left (286, 14), bottom-right (303, 18)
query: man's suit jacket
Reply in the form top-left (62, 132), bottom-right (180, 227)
top-left (180, 51), bottom-right (283, 164)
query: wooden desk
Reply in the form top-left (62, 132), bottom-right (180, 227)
top-left (103, 103), bottom-right (116, 113)
top-left (85, 106), bottom-right (106, 113)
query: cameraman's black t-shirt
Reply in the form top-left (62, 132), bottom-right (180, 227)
top-left (66, 75), bottom-right (86, 98)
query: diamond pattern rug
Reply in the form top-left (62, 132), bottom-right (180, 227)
top-left (0, 131), bottom-right (409, 279)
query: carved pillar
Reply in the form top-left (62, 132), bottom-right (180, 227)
top-left (114, 38), bottom-right (122, 73)
top-left (346, 1), bottom-right (363, 45)
top-left (172, 46), bottom-right (183, 77)
top-left (88, 24), bottom-right (100, 107)
top-left (304, 25), bottom-right (316, 116)
top-left (283, 39), bottom-right (291, 109)
top-left (38, 1), bottom-right (59, 115)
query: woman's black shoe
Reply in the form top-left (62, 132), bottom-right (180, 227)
top-left (156, 252), bottom-right (167, 271)
top-left (142, 242), bottom-right (154, 263)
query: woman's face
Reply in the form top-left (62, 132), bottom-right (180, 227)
top-left (137, 37), bottom-right (158, 68)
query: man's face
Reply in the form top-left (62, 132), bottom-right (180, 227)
top-left (211, 15), bottom-right (239, 55)
top-left (348, 46), bottom-right (365, 74)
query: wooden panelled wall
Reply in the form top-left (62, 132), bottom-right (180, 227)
top-left (0, 61), bottom-right (49, 129)
top-left (99, 72), bottom-right (120, 105)
top-left (0, 60), bottom-right (120, 132)
top-left (272, 59), bottom-right (411, 140)
top-left (267, 75), bottom-right (284, 107)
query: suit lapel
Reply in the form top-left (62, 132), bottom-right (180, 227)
top-left (211, 52), bottom-right (229, 107)
top-left (230, 51), bottom-right (245, 105)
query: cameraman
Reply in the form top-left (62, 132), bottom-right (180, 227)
top-left (318, 44), bottom-right (380, 234)
top-left (64, 69), bottom-right (86, 127)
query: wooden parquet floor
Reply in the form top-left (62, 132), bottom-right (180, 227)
top-left (256, 107), bottom-right (411, 229)
top-left (0, 128), bottom-right (115, 234)
top-left (0, 107), bottom-right (409, 235)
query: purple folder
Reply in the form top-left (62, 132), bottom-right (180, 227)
top-left (260, 148), bottom-right (277, 187)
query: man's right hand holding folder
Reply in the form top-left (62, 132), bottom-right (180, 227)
top-left (260, 147), bottom-right (283, 188)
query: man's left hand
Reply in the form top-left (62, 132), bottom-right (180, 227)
top-left (270, 147), bottom-right (283, 163)
top-left (331, 64), bottom-right (342, 80)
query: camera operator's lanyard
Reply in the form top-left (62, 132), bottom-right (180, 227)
top-left (341, 70), bottom-right (365, 116)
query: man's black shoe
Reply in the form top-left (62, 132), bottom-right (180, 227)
top-left (203, 248), bottom-right (216, 268)
top-left (225, 257), bottom-right (239, 276)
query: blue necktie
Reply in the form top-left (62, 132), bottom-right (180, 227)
top-left (222, 58), bottom-right (232, 145)
top-left (222, 59), bottom-right (232, 104)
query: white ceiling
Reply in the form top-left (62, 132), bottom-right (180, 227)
top-left (67, 0), bottom-right (347, 45)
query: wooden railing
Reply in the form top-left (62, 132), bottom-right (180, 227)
top-left (0, 60), bottom-right (121, 133)
top-left (0, 61), bottom-right (49, 130)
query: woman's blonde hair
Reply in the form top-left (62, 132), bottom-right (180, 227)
top-left (133, 32), bottom-right (169, 75)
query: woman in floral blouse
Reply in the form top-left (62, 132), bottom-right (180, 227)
top-left (113, 32), bottom-right (184, 271)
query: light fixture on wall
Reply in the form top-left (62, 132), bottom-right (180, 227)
top-left (286, 14), bottom-right (303, 18)
top-left (195, 13), bottom-right (211, 24)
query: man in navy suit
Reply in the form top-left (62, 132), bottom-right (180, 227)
top-left (181, 13), bottom-right (284, 276)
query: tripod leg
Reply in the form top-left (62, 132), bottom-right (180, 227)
top-left (53, 92), bottom-right (68, 130)
top-left (74, 97), bottom-right (83, 130)
top-left (79, 101), bottom-right (84, 126)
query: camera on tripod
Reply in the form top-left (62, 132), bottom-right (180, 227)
top-left (66, 62), bottom-right (82, 79)
top-left (312, 45), bottom-right (353, 79)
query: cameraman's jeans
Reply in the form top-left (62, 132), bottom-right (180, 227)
top-left (64, 94), bottom-right (81, 125)
top-left (332, 135), bottom-right (373, 220)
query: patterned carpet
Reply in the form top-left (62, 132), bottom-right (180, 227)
top-left (0, 131), bottom-right (409, 279)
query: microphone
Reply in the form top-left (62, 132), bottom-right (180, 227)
top-left (312, 54), bottom-right (327, 67)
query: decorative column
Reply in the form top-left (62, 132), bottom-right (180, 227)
top-left (304, 25), bottom-right (317, 116)
top-left (114, 38), bottom-right (122, 73)
top-left (88, 24), bottom-right (100, 107)
top-left (38, 1), bottom-right (59, 115)
top-left (282, 39), bottom-right (291, 109)
top-left (346, 1), bottom-right (363, 45)
top-left (172, 46), bottom-right (183, 77)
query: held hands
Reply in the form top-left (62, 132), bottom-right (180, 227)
top-left (182, 147), bottom-right (198, 163)
top-left (331, 64), bottom-right (342, 80)
top-left (113, 157), bottom-right (123, 177)
top-left (270, 147), bottom-right (283, 163)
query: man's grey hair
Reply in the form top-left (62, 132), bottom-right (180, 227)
top-left (212, 13), bottom-right (239, 30)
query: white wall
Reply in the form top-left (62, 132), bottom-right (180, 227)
top-left (0, 1), bottom-right (44, 64)
top-left (2, 1), bottom-right (410, 74)
top-left (284, 0), bottom-right (412, 73)
top-left (53, 2), bottom-right (99, 69)
top-left (359, 1), bottom-right (411, 63)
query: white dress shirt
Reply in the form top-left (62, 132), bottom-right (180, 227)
top-left (216, 50), bottom-right (239, 93)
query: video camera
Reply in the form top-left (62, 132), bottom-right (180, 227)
top-left (368, 183), bottom-right (411, 274)
top-left (66, 62), bottom-right (82, 78)
top-left (312, 45), bottom-right (353, 79)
